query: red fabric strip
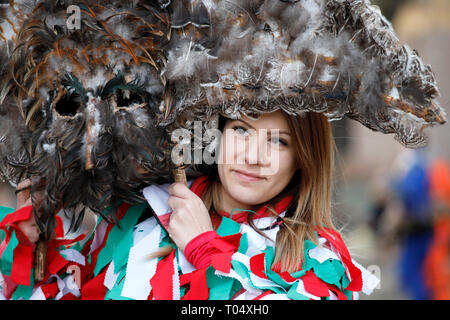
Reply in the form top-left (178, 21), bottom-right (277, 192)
top-left (1, 275), bottom-right (18, 300)
top-left (117, 203), bottom-right (131, 221)
top-left (0, 206), bottom-right (33, 252)
top-left (279, 271), bottom-right (297, 283)
top-left (211, 251), bottom-right (234, 273)
top-left (54, 216), bottom-right (64, 238)
top-left (231, 287), bottom-right (246, 299)
top-left (179, 272), bottom-right (192, 287)
top-left (41, 282), bottom-right (59, 299)
top-left (80, 269), bottom-right (107, 300)
top-left (211, 233), bottom-right (242, 252)
top-left (49, 233), bottom-right (86, 249)
top-left (0, 206), bottom-right (33, 229)
top-left (150, 249), bottom-right (175, 300)
top-left (157, 212), bottom-right (171, 230)
top-left (181, 268), bottom-right (209, 300)
top-left (326, 283), bottom-right (348, 300)
top-left (210, 233), bottom-right (242, 273)
top-left (249, 253), bottom-right (268, 279)
top-left (60, 292), bottom-right (79, 300)
top-left (48, 251), bottom-right (69, 275)
top-left (10, 243), bottom-right (34, 286)
top-left (302, 270), bottom-right (330, 298)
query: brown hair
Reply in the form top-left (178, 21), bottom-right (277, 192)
top-left (200, 111), bottom-right (337, 273)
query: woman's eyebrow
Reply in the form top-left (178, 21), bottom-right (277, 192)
top-left (234, 119), bottom-right (254, 129)
top-left (272, 130), bottom-right (291, 136)
top-left (234, 119), bottom-right (291, 136)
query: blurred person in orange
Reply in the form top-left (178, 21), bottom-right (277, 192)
top-left (424, 159), bottom-right (450, 300)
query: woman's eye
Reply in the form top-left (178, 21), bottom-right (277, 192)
top-left (232, 126), bottom-right (249, 136)
top-left (270, 136), bottom-right (288, 146)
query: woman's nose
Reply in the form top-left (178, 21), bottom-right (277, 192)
top-left (245, 130), bottom-right (271, 166)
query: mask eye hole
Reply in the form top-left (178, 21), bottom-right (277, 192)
top-left (54, 93), bottom-right (82, 117)
top-left (116, 88), bottom-right (145, 107)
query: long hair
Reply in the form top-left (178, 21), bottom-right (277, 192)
top-left (200, 111), bottom-right (337, 273)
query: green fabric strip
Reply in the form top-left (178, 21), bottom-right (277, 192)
top-left (216, 217), bottom-right (240, 237)
top-left (0, 230), bottom-right (19, 276)
top-left (261, 246), bottom-right (292, 291)
top-left (206, 267), bottom-right (236, 300)
top-left (0, 206), bottom-right (15, 220)
top-left (112, 227), bottom-right (134, 274)
top-left (231, 259), bottom-right (284, 294)
top-left (286, 282), bottom-right (310, 300)
top-left (11, 283), bottom-right (34, 300)
top-left (94, 203), bottom-right (147, 276)
top-left (238, 232), bottom-right (248, 254)
top-left (303, 239), bottom-right (349, 290)
top-left (344, 289), bottom-right (353, 300)
top-left (11, 271), bottom-right (34, 300)
top-left (0, 206), bottom-right (15, 241)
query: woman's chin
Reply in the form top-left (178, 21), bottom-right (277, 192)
top-left (227, 184), bottom-right (263, 206)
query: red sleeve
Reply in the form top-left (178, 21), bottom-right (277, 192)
top-left (184, 231), bottom-right (220, 269)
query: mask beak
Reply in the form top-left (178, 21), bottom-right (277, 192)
top-left (85, 94), bottom-right (99, 171)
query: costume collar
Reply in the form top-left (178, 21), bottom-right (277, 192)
top-left (143, 175), bottom-right (293, 227)
top-left (189, 175), bottom-right (294, 223)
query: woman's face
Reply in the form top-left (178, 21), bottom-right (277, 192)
top-left (217, 109), bottom-right (298, 212)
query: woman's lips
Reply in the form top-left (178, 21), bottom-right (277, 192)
top-left (233, 170), bottom-right (265, 182)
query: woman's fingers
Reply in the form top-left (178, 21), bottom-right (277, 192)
top-left (16, 179), bottom-right (32, 210)
top-left (166, 185), bottom-right (214, 251)
top-left (16, 179), bottom-right (32, 191)
top-left (168, 182), bottom-right (194, 199)
top-left (168, 194), bottom-right (187, 210)
top-left (17, 217), bottom-right (40, 243)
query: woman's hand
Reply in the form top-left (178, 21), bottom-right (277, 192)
top-left (16, 179), bottom-right (33, 210)
top-left (167, 182), bottom-right (214, 252)
top-left (15, 179), bottom-right (40, 243)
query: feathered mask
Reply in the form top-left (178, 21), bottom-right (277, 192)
top-left (0, 0), bottom-right (176, 233)
top-left (0, 0), bottom-right (447, 237)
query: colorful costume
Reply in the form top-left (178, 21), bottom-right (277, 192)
top-left (1, 175), bottom-right (379, 300)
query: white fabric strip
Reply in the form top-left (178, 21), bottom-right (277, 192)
top-left (352, 259), bottom-right (380, 295)
top-left (142, 180), bottom-right (194, 217)
top-left (104, 261), bottom-right (120, 291)
top-left (59, 248), bottom-right (86, 266)
top-left (121, 217), bottom-right (161, 300)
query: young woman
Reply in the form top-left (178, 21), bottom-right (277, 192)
top-left (0, 109), bottom-right (379, 300)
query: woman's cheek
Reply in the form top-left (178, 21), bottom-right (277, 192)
top-left (219, 132), bottom-right (236, 165)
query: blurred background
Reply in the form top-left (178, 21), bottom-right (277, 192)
top-left (1, 0), bottom-right (449, 300)
top-left (330, 0), bottom-right (450, 300)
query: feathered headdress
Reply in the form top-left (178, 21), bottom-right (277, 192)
top-left (0, 0), bottom-right (447, 247)
top-left (161, 0), bottom-right (446, 149)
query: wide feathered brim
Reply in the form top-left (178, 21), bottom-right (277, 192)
top-left (161, 0), bottom-right (446, 148)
